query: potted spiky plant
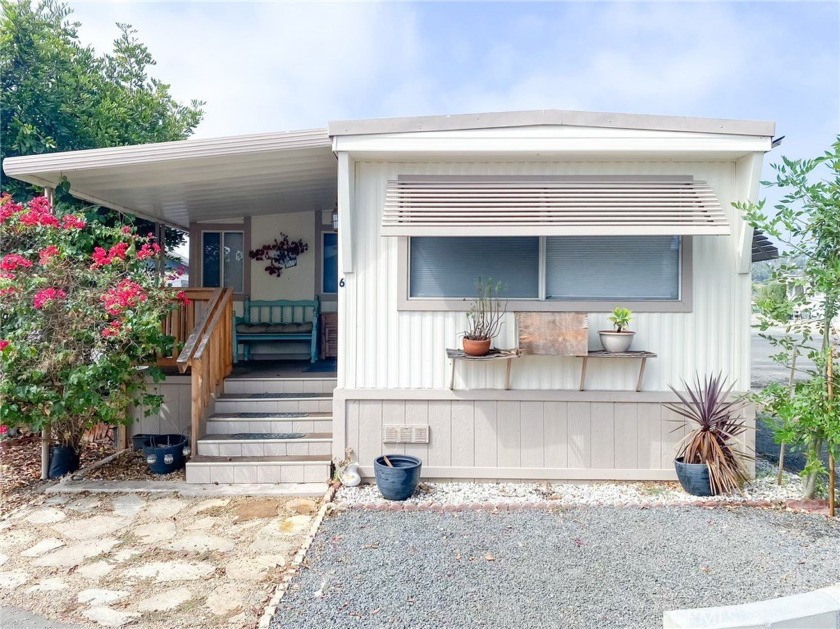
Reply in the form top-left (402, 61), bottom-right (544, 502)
top-left (462, 277), bottom-right (506, 356)
top-left (599, 306), bottom-right (635, 353)
top-left (665, 373), bottom-right (753, 496)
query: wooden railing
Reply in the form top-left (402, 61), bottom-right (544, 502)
top-left (176, 287), bottom-right (234, 450)
top-left (158, 288), bottom-right (220, 368)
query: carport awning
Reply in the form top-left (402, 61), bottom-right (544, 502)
top-left (2, 129), bottom-right (337, 228)
top-left (381, 176), bottom-right (731, 237)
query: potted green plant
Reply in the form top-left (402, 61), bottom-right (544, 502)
top-left (599, 306), bottom-right (635, 353)
top-left (462, 278), bottom-right (506, 356)
top-left (665, 373), bottom-right (752, 496)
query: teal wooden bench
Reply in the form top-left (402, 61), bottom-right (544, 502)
top-left (233, 299), bottom-right (319, 363)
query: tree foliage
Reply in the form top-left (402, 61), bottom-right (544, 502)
top-left (736, 137), bottom-right (840, 498)
top-left (0, 194), bottom-right (182, 452)
top-left (0, 0), bottom-right (204, 247)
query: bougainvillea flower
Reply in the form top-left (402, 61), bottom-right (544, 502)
top-left (101, 320), bottom-right (123, 338)
top-left (0, 194), bottom-right (24, 223)
top-left (0, 340), bottom-right (9, 351)
top-left (39, 246), bottom-right (60, 265)
top-left (176, 290), bottom-right (191, 306)
top-left (61, 214), bottom-right (86, 230)
top-left (34, 287), bottom-right (67, 310)
top-left (1, 254), bottom-right (33, 272)
top-left (137, 242), bottom-right (161, 260)
top-left (101, 279), bottom-right (147, 315)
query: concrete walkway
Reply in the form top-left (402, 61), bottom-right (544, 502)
top-left (1, 606), bottom-right (81, 628)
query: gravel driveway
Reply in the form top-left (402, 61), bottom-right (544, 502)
top-left (272, 507), bottom-right (840, 629)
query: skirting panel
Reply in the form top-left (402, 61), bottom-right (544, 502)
top-left (130, 376), bottom-right (192, 437)
top-left (336, 392), bottom-right (755, 482)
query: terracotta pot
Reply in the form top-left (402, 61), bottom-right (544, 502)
top-left (463, 338), bottom-right (491, 356)
top-left (598, 331), bottom-right (635, 353)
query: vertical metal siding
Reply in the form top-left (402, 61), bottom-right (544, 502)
top-left (340, 160), bottom-right (751, 391)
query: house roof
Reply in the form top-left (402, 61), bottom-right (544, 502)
top-left (328, 109), bottom-right (776, 138)
top-left (3, 109), bottom-right (775, 228)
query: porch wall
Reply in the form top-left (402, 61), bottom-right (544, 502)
top-left (129, 375), bottom-right (192, 437)
top-left (334, 390), bottom-right (756, 481)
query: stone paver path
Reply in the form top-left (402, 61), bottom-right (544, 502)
top-left (0, 493), bottom-right (318, 628)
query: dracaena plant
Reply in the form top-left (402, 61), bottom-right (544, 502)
top-left (665, 373), bottom-right (753, 495)
top-left (608, 307), bottom-right (632, 332)
top-left (0, 194), bottom-right (179, 454)
top-left (464, 277), bottom-right (507, 341)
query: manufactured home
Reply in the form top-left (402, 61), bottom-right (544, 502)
top-left (3, 109), bottom-right (777, 485)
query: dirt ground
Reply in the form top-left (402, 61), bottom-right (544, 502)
top-left (0, 493), bottom-right (319, 628)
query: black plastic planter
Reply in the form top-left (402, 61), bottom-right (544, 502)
top-left (374, 454), bottom-right (422, 501)
top-left (131, 434), bottom-right (153, 451)
top-left (143, 434), bottom-right (187, 475)
top-left (48, 445), bottom-right (80, 479)
top-left (674, 457), bottom-right (714, 496)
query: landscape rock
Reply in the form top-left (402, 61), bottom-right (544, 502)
top-left (24, 507), bottom-right (66, 524)
top-left (133, 521), bottom-right (177, 543)
top-left (124, 560), bottom-right (214, 582)
top-left (206, 583), bottom-right (247, 616)
top-left (0, 570), bottom-right (29, 589)
top-left (21, 538), bottom-right (65, 558)
top-left (78, 589), bottom-right (130, 605)
top-left (77, 560), bottom-right (115, 580)
top-left (286, 498), bottom-right (317, 515)
top-left (33, 538), bottom-right (120, 568)
top-left (136, 586), bottom-right (193, 612)
top-left (55, 515), bottom-right (126, 540)
top-left (111, 494), bottom-right (145, 517)
top-left (81, 606), bottom-right (140, 627)
top-left (164, 533), bottom-right (234, 553)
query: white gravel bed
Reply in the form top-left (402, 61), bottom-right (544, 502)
top-left (336, 458), bottom-right (807, 508)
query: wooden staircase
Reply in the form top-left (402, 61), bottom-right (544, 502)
top-left (185, 376), bottom-right (335, 485)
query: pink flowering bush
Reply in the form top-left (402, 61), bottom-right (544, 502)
top-left (0, 194), bottom-right (174, 454)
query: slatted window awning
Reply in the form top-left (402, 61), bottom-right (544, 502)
top-left (382, 176), bottom-right (731, 237)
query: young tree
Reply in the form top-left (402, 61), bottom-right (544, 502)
top-left (0, 0), bottom-right (204, 247)
top-left (737, 137), bottom-right (840, 501)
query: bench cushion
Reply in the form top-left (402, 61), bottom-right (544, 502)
top-left (236, 322), bottom-right (313, 334)
top-left (236, 323), bottom-right (269, 333)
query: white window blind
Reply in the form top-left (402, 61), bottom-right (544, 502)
top-left (545, 236), bottom-right (680, 300)
top-left (409, 237), bottom-right (539, 298)
top-left (202, 231), bottom-right (245, 293)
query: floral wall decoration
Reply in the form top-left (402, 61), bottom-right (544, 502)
top-left (249, 233), bottom-right (309, 278)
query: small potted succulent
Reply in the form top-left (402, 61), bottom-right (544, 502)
top-left (599, 306), bottom-right (635, 353)
top-left (666, 373), bottom-right (752, 496)
top-left (462, 278), bottom-right (506, 356)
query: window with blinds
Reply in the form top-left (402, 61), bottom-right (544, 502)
top-left (545, 236), bottom-right (680, 300)
top-left (408, 236), bottom-right (682, 301)
top-left (409, 237), bottom-right (540, 298)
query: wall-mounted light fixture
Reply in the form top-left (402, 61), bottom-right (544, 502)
top-left (332, 208), bottom-right (338, 230)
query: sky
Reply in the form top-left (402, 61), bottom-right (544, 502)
top-left (66, 0), bottom-right (839, 169)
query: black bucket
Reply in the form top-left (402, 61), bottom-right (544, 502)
top-left (132, 434), bottom-right (153, 451)
top-left (143, 434), bottom-right (187, 475)
top-left (674, 457), bottom-right (714, 496)
top-left (48, 445), bottom-right (80, 479)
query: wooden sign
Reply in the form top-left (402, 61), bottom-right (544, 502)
top-left (516, 312), bottom-right (588, 356)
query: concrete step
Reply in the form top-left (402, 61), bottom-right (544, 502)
top-left (196, 432), bottom-right (332, 457)
top-left (214, 392), bottom-right (333, 414)
top-left (206, 412), bottom-right (332, 435)
top-left (224, 377), bottom-right (336, 395)
top-left (185, 454), bottom-right (331, 484)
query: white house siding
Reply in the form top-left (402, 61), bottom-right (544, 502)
top-left (339, 160), bottom-right (752, 392)
top-left (333, 157), bottom-right (758, 480)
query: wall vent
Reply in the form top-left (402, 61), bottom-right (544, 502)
top-left (383, 425), bottom-right (430, 444)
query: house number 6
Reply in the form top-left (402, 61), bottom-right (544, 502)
top-left (339, 278), bottom-right (345, 288)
